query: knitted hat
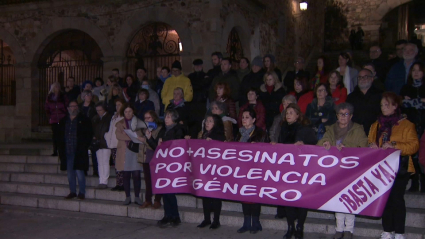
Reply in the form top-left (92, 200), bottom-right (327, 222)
top-left (264, 54), bottom-right (276, 63)
top-left (171, 60), bottom-right (182, 70)
top-left (251, 56), bottom-right (263, 68)
top-left (192, 59), bottom-right (203, 66)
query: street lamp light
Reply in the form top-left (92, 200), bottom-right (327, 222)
top-left (300, 1), bottom-right (308, 11)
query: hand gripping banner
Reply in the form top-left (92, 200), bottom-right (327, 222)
top-left (150, 139), bottom-right (400, 217)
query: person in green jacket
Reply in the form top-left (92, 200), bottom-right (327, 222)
top-left (317, 102), bottom-right (368, 239)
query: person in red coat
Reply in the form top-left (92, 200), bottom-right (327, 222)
top-left (288, 76), bottom-right (314, 114)
top-left (328, 70), bottom-right (347, 105)
top-left (238, 88), bottom-right (266, 130)
top-left (45, 82), bottom-right (69, 156)
top-left (214, 82), bottom-right (237, 120)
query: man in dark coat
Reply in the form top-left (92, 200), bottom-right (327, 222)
top-left (386, 40), bottom-right (408, 73)
top-left (188, 59), bottom-right (208, 138)
top-left (92, 102), bottom-right (112, 189)
top-left (64, 77), bottom-right (80, 102)
top-left (58, 100), bottom-right (93, 200)
top-left (346, 69), bottom-right (382, 135)
top-left (284, 57), bottom-right (310, 92)
top-left (209, 57), bottom-right (240, 102)
top-left (205, 52), bottom-right (223, 88)
top-left (239, 56), bottom-right (266, 106)
top-left (369, 45), bottom-right (387, 83)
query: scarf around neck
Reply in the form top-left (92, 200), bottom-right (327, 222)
top-left (333, 121), bottom-right (354, 144)
top-left (376, 111), bottom-right (401, 145)
top-left (412, 79), bottom-right (422, 88)
top-left (239, 126), bottom-right (255, 142)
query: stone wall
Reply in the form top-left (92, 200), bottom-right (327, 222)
top-left (339, 0), bottom-right (412, 45)
top-left (0, 0), bottom-right (325, 142)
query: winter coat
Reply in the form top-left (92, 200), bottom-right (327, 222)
top-left (238, 101), bottom-right (266, 131)
top-left (147, 88), bottom-right (160, 116)
top-left (104, 113), bottom-right (124, 149)
top-left (288, 91), bottom-right (314, 114)
top-left (237, 68), bottom-right (250, 83)
top-left (331, 85), bottom-right (347, 105)
top-left (106, 95), bottom-right (120, 114)
top-left (58, 113), bottom-right (93, 171)
top-left (216, 97), bottom-right (236, 120)
top-left (161, 74), bottom-right (193, 109)
top-left (205, 65), bottom-right (221, 87)
top-left (137, 125), bottom-right (163, 164)
top-left (368, 118), bottom-right (419, 174)
top-left (239, 69), bottom-right (266, 106)
top-left (45, 93), bottom-right (68, 124)
top-left (284, 70), bottom-right (310, 93)
top-left (386, 60), bottom-right (410, 95)
top-left (197, 128), bottom-right (226, 142)
top-left (400, 83), bottom-right (425, 100)
top-left (269, 113), bottom-right (284, 143)
top-left (318, 122), bottom-right (368, 147)
top-left (147, 124), bottom-right (186, 150)
top-left (209, 71), bottom-right (240, 102)
top-left (259, 82), bottom-right (286, 129)
top-left (346, 85), bottom-right (382, 135)
top-left (223, 116), bottom-right (236, 142)
top-left (64, 85), bottom-right (80, 102)
top-left (235, 127), bottom-right (269, 143)
top-left (134, 100), bottom-right (155, 120)
top-left (115, 117), bottom-right (143, 171)
top-left (124, 83), bottom-right (139, 103)
top-left (188, 71), bottom-right (208, 102)
top-left (277, 121), bottom-right (317, 145)
top-left (305, 96), bottom-right (337, 129)
top-left (79, 102), bottom-right (96, 121)
top-left (92, 112), bottom-right (112, 149)
top-left (166, 100), bottom-right (189, 126)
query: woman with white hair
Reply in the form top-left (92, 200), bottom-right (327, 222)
top-left (45, 82), bottom-right (68, 156)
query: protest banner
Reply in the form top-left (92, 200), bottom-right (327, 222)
top-left (150, 139), bottom-right (400, 217)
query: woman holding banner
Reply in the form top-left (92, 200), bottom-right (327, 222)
top-left (318, 102), bottom-right (368, 239)
top-left (274, 103), bottom-right (317, 239)
top-left (146, 109), bottom-right (186, 227)
top-left (235, 108), bottom-right (269, 234)
top-left (368, 92), bottom-right (419, 239)
top-left (195, 114), bottom-right (226, 229)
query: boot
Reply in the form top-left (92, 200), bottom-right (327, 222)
top-left (283, 223), bottom-right (295, 239)
top-left (408, 174), bottom-right (419, 192)
top-left (420, 173), bottom-right (425, 193)
top-left (250, 216), bottom-right (262, 234)
top-left (295, 225), bottom-right (304, 239)
top-left (237, 215), bottom-right (251, 233)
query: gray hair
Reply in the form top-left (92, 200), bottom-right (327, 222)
top-left (335, 102), bottom-right (354, 115)
top-left (210, 100), bottom-right (227, 114)
top-left (282, 94), bottom-right (297, 104)
top-left (165, 109), bottom-right (179, 123)
top-left (174, 87), bottom-right (184, 98)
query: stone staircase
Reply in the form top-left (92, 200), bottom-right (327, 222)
top-left (0, 143), bottom-right (424, 238)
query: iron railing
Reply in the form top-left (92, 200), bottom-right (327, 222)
top-left (0, 39), bottom-right (16, 106)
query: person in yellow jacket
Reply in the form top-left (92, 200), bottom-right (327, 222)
top-left (368, 92), bottom-right (418, 239)
top-left (161, 60), bottom-right (193, 109)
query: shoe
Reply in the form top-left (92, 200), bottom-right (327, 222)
top-left (77, 193), bottom-right (85, 200)
top-left (139, 201), bottom-right (152, 209)
top-left (152, 201), bottom-right (162, 209)
top-left (117, 186), bottom-right (124, 192)
top-left (123, 197), bottom-right (131, 205)
top-left (170, 217), bottom-right (181, 227)
top-left (333, 231), bottom-right (344, 239)
top-left (237, 215), bottom-right (251, 233)
top-left (134, 197), bottom-right (143, 205)
top-left (283, 224), bottom-right (295, 239)
top-left (394, 234), bottom-right (405, 239)
top-left (157, 217), bottom-right (170, 227)
top-left (64, 193), bottom-right (77, 199)
top-left (96, 184), bottom-right (107, 189)
top-left (380, 232), bottom-right (394, 239)
top-left (250, 216), bottom-right (262, 234)
top-left (197, 220), bottom-right (211, 228)
top-left (343, 231), bottom-right (353, 239)
top-left (294, 225), bottom-right (304, 239)
top-left (110, 186), bottom-right (120, 191)
top-left (210, 221), bottom-right (220, 229)
top-left (408, 174), bottom-right (419, 192)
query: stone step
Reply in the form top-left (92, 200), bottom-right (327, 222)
top-left (0, 162), bottom-right (111, 176)
top-left (0, 181), bottom-right (424, 229)
top-left (0, 155), bottom-right (59, 164)
top-left (0, 192), bottom-right (424, 238)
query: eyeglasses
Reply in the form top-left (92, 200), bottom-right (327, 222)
top-left (337, 113), bottom-right (351, 117)
top-left (357, 75), bottom-right (373, 80)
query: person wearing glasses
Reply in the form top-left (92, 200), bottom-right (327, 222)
top-left (346, 69), bottom-right (382, 135)
top-left (318, 102), bottom-right (368, 239)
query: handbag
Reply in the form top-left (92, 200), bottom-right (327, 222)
top-left (127, 141), bottom-right (139, 153)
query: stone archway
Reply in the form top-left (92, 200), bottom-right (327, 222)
top-left (373, 0), bottom-right (413, 21)
top-left (0, 28), bottom-right (25, 64)
top-left (221, 12), bottom-right (252, 61)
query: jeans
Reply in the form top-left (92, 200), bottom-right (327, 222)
top-left (286, 207), bottom-right (308, 227)
top-left (142, 163), bottom-right (161, 203)
top-left (96, 149), bottom-right (111, 184)
top-left (66, 154), bottom-right (86, 195)
top-left (382, 174), bottom-right (409, 234)
top-left (163, 194), bottom-right (179, 218)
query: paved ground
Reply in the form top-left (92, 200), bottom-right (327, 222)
top-left (0, 205), bottom-right (376, 239)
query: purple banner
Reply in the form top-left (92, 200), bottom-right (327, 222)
top-left (150, 139), bottom-right (400, 217)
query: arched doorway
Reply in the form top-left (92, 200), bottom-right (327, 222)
top-left (126, 22), bottom-right (181, 79)
top-left (0, 39), bottom-right (15, 105)
top-left (37, 30), bottom-right (103, 126)
top-left (226, 27), bottom-right (244, 70)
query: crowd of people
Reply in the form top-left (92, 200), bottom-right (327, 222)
top-left (44, 40), bottom-right (425, 239)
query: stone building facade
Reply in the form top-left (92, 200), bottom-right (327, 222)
top-left (339, 0), bottom-right (412, 45)
top-left (0, 0), bottom-right (325, 142)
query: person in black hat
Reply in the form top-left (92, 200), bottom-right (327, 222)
top-left (188, 59), bottom-right (208, 138)
top-left (161, 60), bottom-right (193, 110)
